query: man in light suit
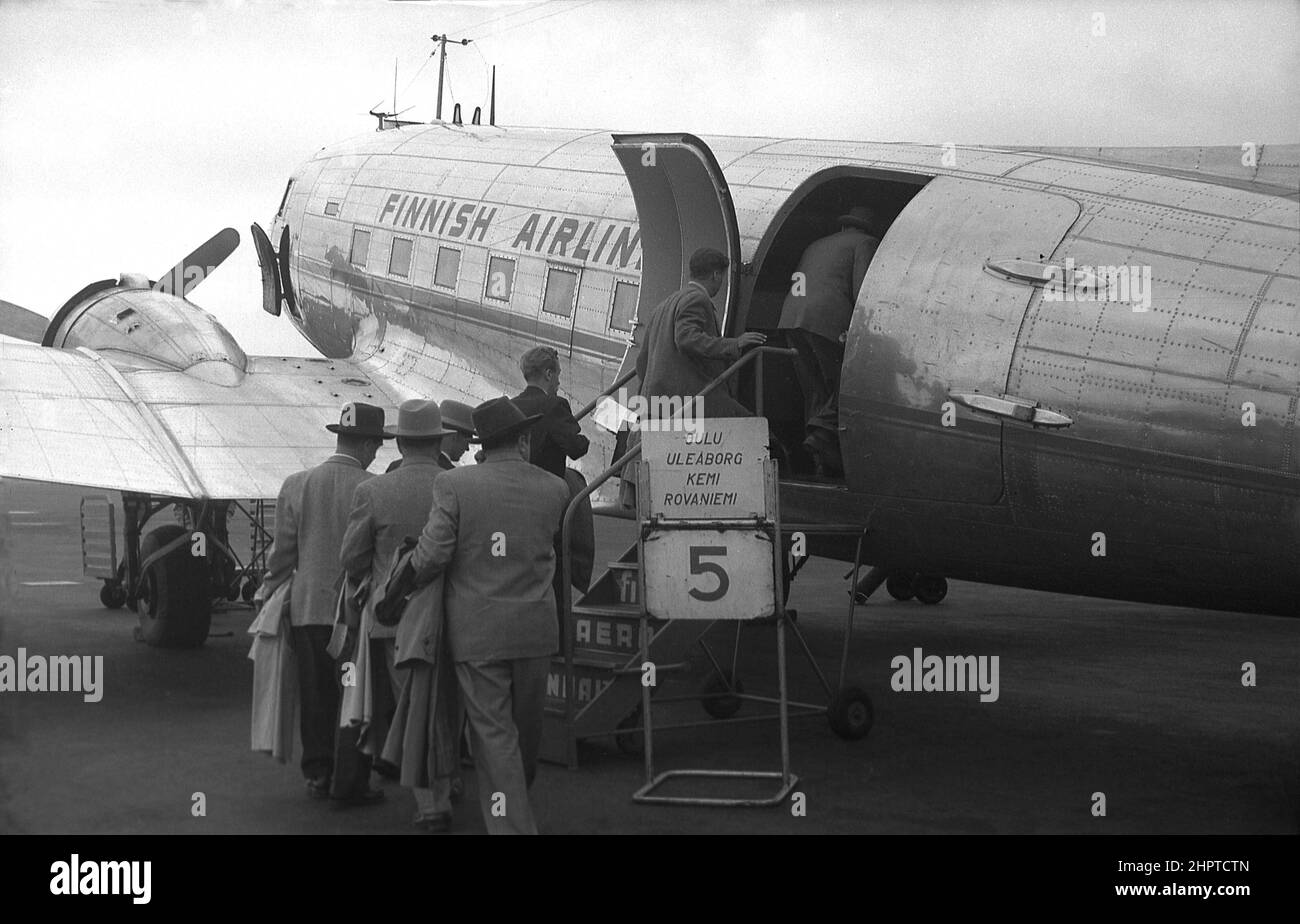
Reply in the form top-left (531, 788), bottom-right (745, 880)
top-left (263, 402), bottom-right (389, 803)
top-left (341, 399), bottom-right (459, 831)
top-left (411, 397), bottom-right (569, 835)
top-left (635, 247), bottom-right (766, 423)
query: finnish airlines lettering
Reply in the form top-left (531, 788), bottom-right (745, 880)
top-left (374, 190), bottom-right (641, 270)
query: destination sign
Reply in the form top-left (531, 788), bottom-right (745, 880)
top-left (642, 417), bottom-right (769, 520)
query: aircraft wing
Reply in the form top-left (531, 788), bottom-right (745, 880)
top-left (0, 338), bottom-right (404, 500)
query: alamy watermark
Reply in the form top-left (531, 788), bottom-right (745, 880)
top-left (0, 648), bottom-right (103, 702)
top-left (1044, 258), bottom-right (1152, 312)
top-left (50, 854), bottom-right (150, 904)
top-left (595, 388), bottom-right (706, 436)
top-left (891, 647), bottom-right (999, 702)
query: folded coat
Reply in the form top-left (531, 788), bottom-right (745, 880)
top-left (380, 545), bottom-right (461, 786)
top-left (248, 578), bottom-right (297, 763)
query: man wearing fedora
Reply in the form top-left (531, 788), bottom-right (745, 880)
top-left (410, 397), bottom-right (569, 835)
top-left (341, 399), bottom-right (459, 830)
top-left (263, 402), bottom-right (390, 803)
top-left (437, 400), bottom-right (476, 470)
top-left (777, 205), bottom-right (881, 478)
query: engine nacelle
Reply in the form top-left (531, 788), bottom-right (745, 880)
top-left (43, 275), bottom-right (247, 386)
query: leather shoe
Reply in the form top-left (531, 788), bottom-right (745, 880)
top-left (414, 811), bottom-right (452, 833)
top-left (305, 777), bottom-right (331, 800)
top-left (333, 786), bottom-right (385, 807)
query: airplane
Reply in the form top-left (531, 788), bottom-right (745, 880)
top-left (2, 118), bottom-right (1297, 679)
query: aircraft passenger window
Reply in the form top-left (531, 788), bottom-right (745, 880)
top-left (434, 247), bottom-right (461, 289)
top-left (485, 255), bottom-right (515, 302)
top-left (349, 229), bottom-right (370, 267)
top-left (543, 267), bottom-right (578, 318)
top-left (389, 237), bottom-right (414, 278)
top-left (609, 280), bottom-right (638, 332)
top-left (324, 201), bottom-right (340, 217)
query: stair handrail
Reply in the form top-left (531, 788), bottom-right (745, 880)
top-left (557, 345), bottom-right (797, 757)
top-left (572, 367), bottom-right (638, 424)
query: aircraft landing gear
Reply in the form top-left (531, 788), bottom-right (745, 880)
top-left (98, 579), bottom-right (127, 609)
top-left (881, 572), bottom-right (949, 605)
top-left (913, 575), bottom-right (948, 605)
top-left (134, 522), bottom-right (211, 648)
top-left (886, 573), bottom-right (915, 601)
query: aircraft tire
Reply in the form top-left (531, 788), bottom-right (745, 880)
top-left (700, 670), bottom-right (744, 719)
top-left (135, 524), bottom-right (211, 649)
top-left (99, 582), bottom-right (126, 609)
top-left (828, 687), bottom-right (873, 740)
top-left (913, 575), bottom-right (948, 605)
top-left (886, 574), bottom-right (916, 601)
top-left (241, 575), bottom-right (260, 604)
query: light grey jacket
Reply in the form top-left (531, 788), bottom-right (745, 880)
top-left (264, 454), bottom-right (373, 628)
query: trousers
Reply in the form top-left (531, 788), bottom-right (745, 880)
top-left (290, 625), bottom-right (338, 781)
top-left (455, 657), bottom-right (550, 835)
top-left (788, 328), bottom-right (845, 437)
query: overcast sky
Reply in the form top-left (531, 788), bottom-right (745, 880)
top-left (1, 0), bottom-right (1296, 356)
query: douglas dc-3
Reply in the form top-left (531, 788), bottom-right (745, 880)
top-left (1, 118), bottom-right (1297, 684)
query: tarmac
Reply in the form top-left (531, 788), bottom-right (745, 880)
top-left (1, 480), bottom-right (1296, 834)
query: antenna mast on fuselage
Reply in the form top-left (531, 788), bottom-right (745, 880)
top-left (430, 33), bottom-right (472, 122)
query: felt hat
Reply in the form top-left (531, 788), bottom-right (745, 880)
top-left (837, 205), bottom-right (877, 232)
top-left (438, 400), bottom-right (477, 436)
top-left (384, 399), bottom-right (456, 438)
top-left (326, 402), bottom-right (390, 438)
top-left (469, 396), bottom-right (541, 445)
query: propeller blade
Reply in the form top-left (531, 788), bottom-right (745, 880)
top-left (0, 298), bottom-right (48, 343)
top-left (155, 227), bottom-right (240, 297)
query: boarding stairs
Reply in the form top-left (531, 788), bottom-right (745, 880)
top-left (540, 347), bottom-right (801, 768)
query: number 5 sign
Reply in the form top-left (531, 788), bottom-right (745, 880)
top-left (641, 529), bottom-right (776, 621)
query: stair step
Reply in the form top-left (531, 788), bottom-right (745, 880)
top-left (554, 652), bottom-right (631, 671)
top-left (606, 560), bottom-right (640, 571)
top-left (571, 602), bottom-right (640, 617)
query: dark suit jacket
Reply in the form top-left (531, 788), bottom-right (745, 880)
top-left (778, 228), bottom-right (879, 342)
top-left (512, 384), bottom-right (589, 479)
top-left (635, 281), bottom-right (748, 418)
top-left (411, 456), bottom-right (569, 662)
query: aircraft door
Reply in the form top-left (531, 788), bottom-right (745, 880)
top-left (610, 133), bottom-right (742, 388)
top-left (840, 177), bottom-right (1081, 502)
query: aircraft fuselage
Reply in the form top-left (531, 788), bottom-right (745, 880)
top-left (270, 124), bottom-right (1299, 617)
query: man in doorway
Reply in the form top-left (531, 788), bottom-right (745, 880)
top-left (777, 206), bottom-right (880, 477)
top-left (635, 247), bottom-right (766, 423)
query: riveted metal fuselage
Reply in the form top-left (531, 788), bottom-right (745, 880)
top-left (274, 124), bottom-right (1299, 616)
